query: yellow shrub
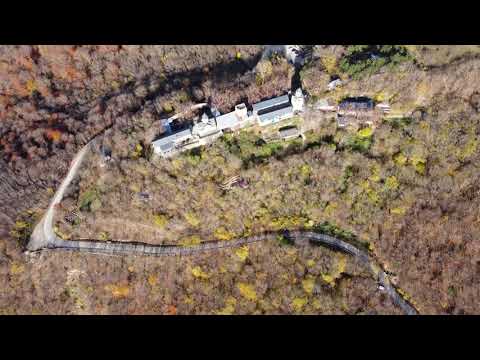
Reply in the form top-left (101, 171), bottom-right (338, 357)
top-left (410, 155), bottom-right (426, 175)
top-left (270, 216), bottom-right (306, 230)
top-left (54, 226), bottom-right (71, 240)
top-left (147, 274), bottom-right (158, 287)
top-left (337, 256), bottom-right (347, 274)
top-left (10, 262), bottom-right (25, 275)
top-left (369, 165), bottom-right (381, 182)
top-left (131, 143), bottom-right (143, 159)
top-left (321, 55), bottom-right (337, 74)
top-left (391, 206), bottom-right (407, 215)
top-left (191, 266), bottom-right (209, 280)
top-left (235, 245), bottom-right (249, 261)
top-left (291, 297), bottom-right (308, 312)
top-left (98, 232), bottom-right (109, 241)
top-left (321, 274), bottom-right (335, 285)
top-left (163, 102), bottom-right (174, 113)
top-left (385, 176), bottom-right (399, 191)
top-left (216, 297), bottom-right (237, 315)
top-left (214, 226), bottom-right (235, 241)
top-left (105, 284), bottom-right (130, 298)
top-left (171, 159), bottom-right (183, 170)
top-left (302, 277), bottom-right (315, 295)
top-left (373, 91), bottom-right (387, 103)
top-left (304, 219), bottom-right (315, 229)
top-left (237, 283), bottom-right (257, 301)
top-left (357, 127), bottom-right (373, 138)
top-left (14, 221), bottom-right (29, 230)
top-left (393, 152), bottom-right (408, 166)
top-left (184, 296), bottom-right (194, 305)
top-left (300, 164), bottom-right (312, 177)
top-left (153, 214), bottom-right (168, 229)
top-left (26, 79), bottom-right (37, 95)
top-left (129, 183), bottom-right (140, 193)
top-left (360, 180), bottom-right (380, 204)
top-left (179, 235), bottom-right (201, 247)
top-left (321, 255), bottom-right (346, 287)
top-left (184, 212), bottom-right (200, 227)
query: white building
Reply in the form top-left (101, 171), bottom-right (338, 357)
top-left (192, 113), bottom-right (220, 138)
top-left (253, 94), bottom-right (294, 126)
top-left (215, 103), bottom-right (254, 131)
top-left (151, 128), bottom-right (194, 157)
top-left (152, 89), bottom-right (306, 158)
top-left (291, 88), bottom-right (305, 113)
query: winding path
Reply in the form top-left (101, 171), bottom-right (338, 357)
top-left (26, 67), bottom-right (418, 315)
top-left (27, 141), bottom-right (418, 315)
top-left (28, 141), bottom-right (93, 252)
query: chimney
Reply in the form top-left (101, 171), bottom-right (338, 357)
top-left (235, 103), bottom-right (248, 120)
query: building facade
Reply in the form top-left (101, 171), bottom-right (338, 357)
top-left (152, 90), bottom-right (306, 158)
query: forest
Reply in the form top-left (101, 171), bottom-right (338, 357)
top-left (2, 45), bottom-right (480, 314)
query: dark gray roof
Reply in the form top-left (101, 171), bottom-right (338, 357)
top-left (258, 105), bottom-right (293, 124)
top-left (253, 94), bottom-right (290, 113)
top-left (339, 97), bottom-right (374, 110)
top-left (279, 126), bottom-right (300, 137)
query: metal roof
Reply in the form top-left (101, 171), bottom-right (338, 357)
top-left (339, 97), bottom-right (374, 110)
top-left (215, 112), bottom-right (240, 130)
top-left (152, 128), bottom-right (192, 147)
top-left (258, 105), bottom-right (293, 124)
top-left (279, 126), bottom-right (300, 137)
top-left (252, 94), bottom-right (290, 113)
top-left (159, 142), bottom-right (174, 152)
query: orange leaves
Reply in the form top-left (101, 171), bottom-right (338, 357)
top-left (45, 129), bottom-right (62, 142)
top-left (166, 305), bottom-right (177, 315)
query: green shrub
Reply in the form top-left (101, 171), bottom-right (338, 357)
top-left (385, 117), bottom-right (413, 129)
top-left (277, 234), bottom-right (294, 246)
top-left (10, 211), bottom-right (39, 247)
top-left (313, 221), bottom-right (357, 243)
top-left (339, 45), bottom-right (413, 79)
top-left (345, 135), bottom-right (372, 153)
top-left (78, 188), bottom-right (98, 211)
top-left (339, 165), bottom-right (355, 193)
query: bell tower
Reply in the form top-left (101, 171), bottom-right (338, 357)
top-left (291, 88), bottom-right (305, 113)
